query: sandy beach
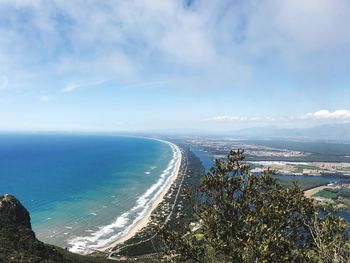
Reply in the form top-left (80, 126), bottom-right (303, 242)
top-left (97, 142), bottom-right (182, 253)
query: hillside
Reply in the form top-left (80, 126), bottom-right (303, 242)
top-left (0, 194), bottom-right (111, 263)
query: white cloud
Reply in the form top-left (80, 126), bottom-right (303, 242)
top-left (210, 116), bottom-right (242, 121)
top-left (304, 109), bottom-right (350, 119)
top-left (209, 109), bottom-right (350, 123)
top-left (208, 115), bottom-right (268, 122)
top-left (61, 80), bottom-right (108, 93)
top-left (62, 84), bottom-right (77, 93)
top-left (39, 95), bottom-right (54, 102)
top-left (121, 80), bottom-right (169, 89)
top-left (1, 0), bottom-right (350, 92)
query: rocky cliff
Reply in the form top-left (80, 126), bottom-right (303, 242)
top-left (0, 194), bottom-right (109, 263)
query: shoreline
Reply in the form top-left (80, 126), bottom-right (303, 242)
top-left (95, 141), bottom-right (182, 253)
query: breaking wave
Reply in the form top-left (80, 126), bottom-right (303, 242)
top-left (68, 141), bottom-right (181, 254)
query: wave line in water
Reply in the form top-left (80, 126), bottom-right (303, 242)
top-left (67, 140), bottom-right (181, 254)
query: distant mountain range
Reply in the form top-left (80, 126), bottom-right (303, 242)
top-left (231, 123), bottom-right (350, 142)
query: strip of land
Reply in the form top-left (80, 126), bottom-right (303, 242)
top-left (97, 143), bottom-right (183, 253)
top-left (304, 185), bottom-right (329, 198)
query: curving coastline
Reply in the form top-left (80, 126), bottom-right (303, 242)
top-left (99, 141), bottom-right (182, 253)
top-left (68, 140), bottom-right (182, 254)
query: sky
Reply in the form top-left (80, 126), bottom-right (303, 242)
top-left (0, 0), bottom-right (350, 132)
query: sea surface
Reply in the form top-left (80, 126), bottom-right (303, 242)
top-left (0, 134), bottom-right (178, 254)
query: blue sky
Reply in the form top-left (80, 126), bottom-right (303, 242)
top-left (0, 0), bottom-right (350, 132)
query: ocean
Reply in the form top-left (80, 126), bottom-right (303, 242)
top-left (0, 134), bottom-right (179, 254)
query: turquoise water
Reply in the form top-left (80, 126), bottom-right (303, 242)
top-left (0, 134), bottom-right (178, 253)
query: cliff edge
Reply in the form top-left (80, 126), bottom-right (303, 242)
top-left (0, 194), bottom-right (109, 263)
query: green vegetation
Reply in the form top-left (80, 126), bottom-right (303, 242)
top-left (163, 150), bottom-right (350, 263)
top-left (277, 176), bottom-right (328, 190)
top-left (314, 187), bottom-right (350, 211)
top-left (315, 188), bottom-right (350, 200)
top-left (315, 189), bottom-right (339, 199)
top-left (291, 163), bottom-right (320, 173)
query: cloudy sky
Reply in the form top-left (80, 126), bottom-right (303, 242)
top-left (0, 0), bottom-right (350, 132)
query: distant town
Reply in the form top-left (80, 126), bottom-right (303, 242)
top-left (177, 136), bottom-right (350, 177)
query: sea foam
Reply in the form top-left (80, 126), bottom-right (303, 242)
top-left (68, 141), bottom-right (181, 254)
